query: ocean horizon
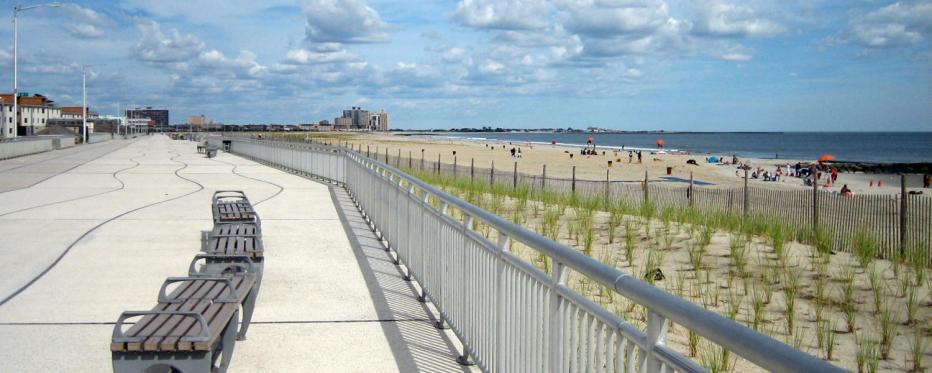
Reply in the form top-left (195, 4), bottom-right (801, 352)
top-left (426, 131), bottom-right (932, 164)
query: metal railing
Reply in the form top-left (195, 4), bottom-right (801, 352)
top-left (226, 137), bottom-right (843, 373)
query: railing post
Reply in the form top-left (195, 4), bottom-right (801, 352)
top-left (645, 311), bottom-right (669, 373)
top-left (435, 201), bottom-right (449, 329)
top-left (495, 231), bottom-right (511, 371)
top-left (549, 261), bottom-right (567, 372)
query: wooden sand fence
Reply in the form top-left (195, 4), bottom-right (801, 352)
top-left (374, 149), bottom-right (930, 264)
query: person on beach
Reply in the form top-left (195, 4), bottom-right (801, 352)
top-left (510, 147), bottom-right (516, 158)
top-left (925, 174), bottom-right (931, 188)
top-left (637, 151), bottom-right (642, 163)
top-left (628, 152), bottom-right (633, 163)
top-left (517, 148), bottom-right (522, 158)
top-left (840, 184), bottom-right (853, 196)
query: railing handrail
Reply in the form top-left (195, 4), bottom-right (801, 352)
top-left (228, 136), bottom-right (844, 373)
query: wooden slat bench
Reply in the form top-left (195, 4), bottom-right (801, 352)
top-left (211, 191), bottom-right (257, 224)
top-left (111, 275), bottom-right (256, 373)
top-left (188, 253), bottom-right (261, 339)
top-left (201, 222), bottom-right (263, 259)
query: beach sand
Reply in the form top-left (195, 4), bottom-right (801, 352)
top-left (305, 132), bottom-right (928, 196)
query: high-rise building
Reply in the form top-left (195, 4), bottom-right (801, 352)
top-left (127, 107), bottom-right (169, 128)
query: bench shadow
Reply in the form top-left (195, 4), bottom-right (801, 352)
top-left (329, 186), bottom-right (472, 373)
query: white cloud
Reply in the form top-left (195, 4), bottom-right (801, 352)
top-left (843, 1), bottom-right (932, 48)
top-left (284, 44), bottom-right (360, 65)
top-left (63, 4), bottom-right (109, 39)
top-left (719, 52), bottom-right (751, 61)
top-left (454, 0), bottom-right (552, 30)
top-left (692, 0), bottom-right (784, 37)
top-left (133, 20), bottom-right (206, 63)
top-left (302, 0), bottom-right (390, 43)
top-left (563, 0), bottom-right (673, 36)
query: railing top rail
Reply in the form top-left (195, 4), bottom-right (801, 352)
top-left (344, 150), bottom-right (842, 373)
top-left (228, 136), bottom-right (844, 373)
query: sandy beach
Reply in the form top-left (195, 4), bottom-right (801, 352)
top-left (301, 132), bottom-right (928, 196)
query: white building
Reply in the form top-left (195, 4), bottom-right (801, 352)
top-left (0, 93), bottom-right (62, 138)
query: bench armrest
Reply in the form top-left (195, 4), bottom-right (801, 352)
top-left (188, 254), bottom-right (256, 277)
top-left (158, 277), bottom-right (240, 304)
top-left (112, 311), bottom-right (210, 343)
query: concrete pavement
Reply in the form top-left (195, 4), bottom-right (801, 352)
top-left (0, 135), bottom-right (472, 372)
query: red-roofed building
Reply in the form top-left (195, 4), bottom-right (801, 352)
top-left (0, 93), bottom-right (63, 138)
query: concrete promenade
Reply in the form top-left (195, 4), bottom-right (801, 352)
top-left (0, 135), bottom-right (472, 372)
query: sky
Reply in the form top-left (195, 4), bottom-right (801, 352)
top-left (0, 0), bottom-right (929, 131)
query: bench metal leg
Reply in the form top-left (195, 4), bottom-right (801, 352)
top-left (237, 288), bottom-right (258, 341)
top-left (213, 310), bottom-right (238, 373)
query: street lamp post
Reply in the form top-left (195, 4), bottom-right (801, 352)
top-left (82, 65), bottom-right (87, 143)
top-left (11, 2), bottom-right (61, 138)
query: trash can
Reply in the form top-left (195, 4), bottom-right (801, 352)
top-left (666, 166), bottom-right (673, 175)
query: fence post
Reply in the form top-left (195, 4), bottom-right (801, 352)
top-left (385, 148), bottom-right (389, 163)
top-left (571, 166), bottom-right (576, 193)
top-left (397, 149), bottom-right (401, 167)
top-left (421, 149), bottom-right (425, 170)
top-left (436, 153), bottom-right (441, 174)
top-left (470, 158), bottom-right (475, 181)
top-left (643, 170), bottom-right (649, 203)
top-left (367, 145), bottom-right (370, 157)
top-left (454, 156), bottom-right (458, 177)
top-left (409, 151), bottom-right (412, 169)
top-left (542, 164), bottom-right (546, 190)
top-left (688, 171), bottom-right (694, 208)
top-left (812, 166), bottom-right (819, 233)
top-left (605, 169), bottom-right (610, 203)
top-left (744, 169), bottom-right (749, 218)
top-left (490, 161), bottom-right (495, 186)
top-left (513, 161), bottom-right (518, 190)
top-left (900, 174), bottom-right (907, 257)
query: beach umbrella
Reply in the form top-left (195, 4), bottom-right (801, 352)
top-left (656, 138), bottom-right (665, 148)
top-left (818, 154), bottom-right (836, 162)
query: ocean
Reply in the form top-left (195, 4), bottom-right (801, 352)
top-left (430, 132), bottom-right (932, 164)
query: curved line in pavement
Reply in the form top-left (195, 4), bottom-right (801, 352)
top-left (0, 151), bottom-right (146, 218)
top-left (0, 139), bottom-right (138, 195)
top-left (0, 138), bottom-right (123, 173)
top-left (0, 148), bottom-right (205, 307)
top-left (211, 157), bottom-right (285, 206)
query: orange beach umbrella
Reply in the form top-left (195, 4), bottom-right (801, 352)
top-left (818, 154), bottom-right (836, 162)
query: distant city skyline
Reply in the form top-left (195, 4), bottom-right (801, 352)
top-left (0, 0), bottom-right (929, 130)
